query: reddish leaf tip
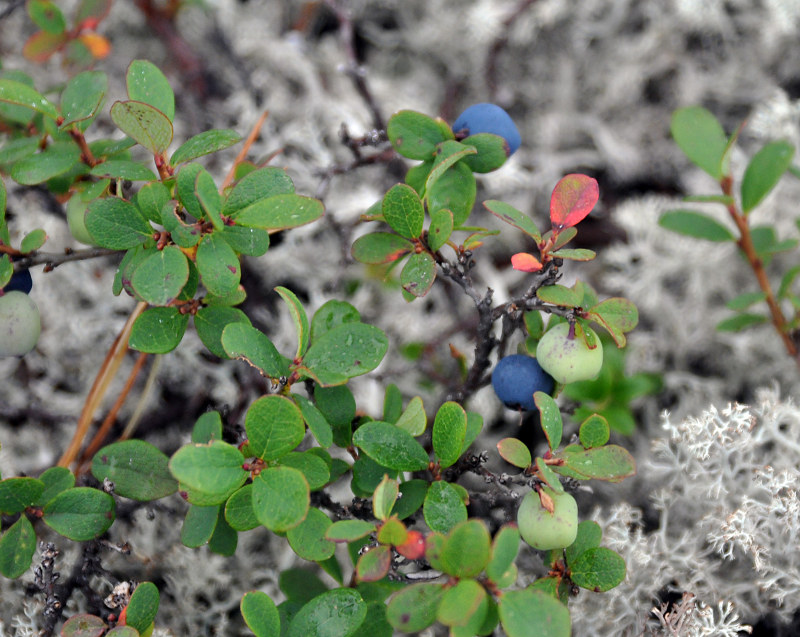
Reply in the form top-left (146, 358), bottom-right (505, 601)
top-left (550, 174), bottom-right (600, 230)
top-left (511, 252), bottom-right (543, 272)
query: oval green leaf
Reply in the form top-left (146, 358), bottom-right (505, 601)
top-left (352, 421), bottom-right (429, 472)
top-left (252, 466), bottom-right (309, 532)
top-left (42, 487), bottom-right (115, 541)
top-left (92, 440), bottom-right (177, 501)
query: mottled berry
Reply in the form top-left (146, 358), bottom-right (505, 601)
top-left (491, 354), bottom-right (555, 411)
top-left (452, 103), bottom-right (522, 155)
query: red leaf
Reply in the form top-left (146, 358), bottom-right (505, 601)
top-left (549, 174), bottom-right (599, 230)
top-left (511, 252), bottom-right (542, 272)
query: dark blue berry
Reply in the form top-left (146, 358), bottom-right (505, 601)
top-left (4, 269), bottom-right (32, 295)
top-left (452, 103), bottom-right (522, 156)
top-left (492, 354), bottom-right (554, 411)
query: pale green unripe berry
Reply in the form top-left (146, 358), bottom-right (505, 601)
top-left (536, 322), bottom-right (603, 384)
top-left (0, 291), bottom-right (41, 357)
top-left (517, 487), bottom-right (578, 551)
top-left (67, 195), bottom-right (95, 246)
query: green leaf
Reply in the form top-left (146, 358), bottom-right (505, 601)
top-left (326, 519), bottom-right (376, 543)
top-left (311, 300), bottom-right (361, 343)
top-left (225, 485), bottom-right (259, 531)
top-left (386, 583), bottom-right (445, 632)
top-left (499, 589), bottom-right (570, 637)
top-left (432, 401), bottom-right (466, 468)
top-left (725, 291), bottom-right (767, 311)
top-left (181, 504), bottom-right (219, 548)
top-left (671, 106), bottom-right (728, 180)
top-left (395, 396), bottom-right (427, 436)
top-left (36, 467), bottom-right (75, 506)
top-left (659, 209), bottom-right (734, 242)
top-left (423, 481), bottom-right (467, 533)
top-left (387, 110), bottom-right (445, 160)
top-left (10, 143), bottom-right (81, 185)
top-left (130, 245), bottom-right (189, 306)
top-left (192, 411), bottom-right (223, 443)
top-left (195, 168), bottom-right (224, 230)
top-left (486, 198), bottom-right (545, 239)
top-left (221, 322), bottom-right (290, 379)
top-left (389, 479), bottom-right (427, 520)
top-left (42, 487), bottom-right (115, 541)
top-left (497, 438), bottom-right (532, 469)
top-left (535, 392), bottom-right (562, 452)
top-left (110, 100), bottom-right (173, 155)
top-left (294, 394), bottom-right (333, 449)
top-left (91, 440), bottom-right (177, 501)
top-left (536, 284), bottom-right (580, 308)
top-left (129, 307), bottom-right (188, 354)
top-left (565, 520), bottom-right (603, 564)
top-left (245, 395), bottom-right (305, 461)
top-left (220, 225), bottom-right (270, 256)
top-left (587, 297), bottom-right (639, 347)
top-left (126, 581), bottom-right (160, 634)
top-left (0, 516), bottom-right (36, 579)
top-left (90, 160), bottom-right (157, 181)
top-left (280, 568), bottom-right (329, 604)
top-left (126, 60), bottom-right (175, 122)
top-left (85, 197), bottom-right (152, 249)
top-left (405, 159), bottom-right (433, 194)
top-left (315, 384), bottom-right (356, 447)
top-left (286, 589), bottom-right (366, 637)
top-left (223, 166), bottom-right (295, 216)
top-left (578, 414), bottom-right (610, 449)
top-left (462, 411), bottom-right (483, 455)
top-left (300, 323), bottom-right (388, 386)
top-left (716, 313), bottom-right (768, 332)
top-left (176, 162), bottom-right (204, 218)
top-left (372, 474), bottom-right (399, 521)
top-left (194, 305), bottom-right (250, 358)
top-left (382, 183), bottom-right (424, 239)
top-left (351, 232), bottom-right (413, 265)
top-left (427, 208), bottom-right (453, 252)
top-left (355, 544), bottom-right (391, 582)
top-left (241, 591), bottom-right (281, 637)
top-left (233, 194), bottom-right (323, 232)
top-left (437, 579), bottom-right (487, 629)
top-left (28, 1), bottom-right (66, 33)
top-left (426, 141), bottom-right (477, 192)
top-left (196, 232), bottom-right (240, 296)
top-left (0, 78), bottom-right (59, 119)
top-left (741, 140), bottom-right (794, 213)
top-left (486, 524), bottom-right (520, 584)
top-left (461, 133), bottom-right (509, 173)
top-left (287, 507), bottom-right (335, 562)
top-left (555, 445), bottom-right (636, 482)
top-left (171, 129), bottom-right (241, 165)
top-left (276, 286), bottom-right (310, 359)
top-left (570, 547), bottom-right (626, 592)
top-left (252, 466), bottom-right (309, 532)
top-left (169, 440), bottom-right (247, 501)
top-left (440, 520), bottom-right (491, 578)
top-left (20, 228), bottom-right (47, 253)
top-left (60, 614), bottom-right (107, 637)
top-left (0, 477), bottom-right (45, 513)
top-left (427, 160), bottom-right (476, 227)
top-left (551, 248), bottom-right (595, 261)
top-left (400, 252), bottom-right (436, 298)
top-left (60, 70), bottom-right (107, 127)
top-left (352, 421), bottom-right (429, 472)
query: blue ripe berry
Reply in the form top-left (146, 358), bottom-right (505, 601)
top-left (4, 269), bottom-right (32, 295)
top-left (452, 103), bottom-right (522, 156)
top-left (492, 354), bottom-right (555, 411)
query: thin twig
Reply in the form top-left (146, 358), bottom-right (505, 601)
top-left (59, 302), bottom-right (147, 468)
top-left (720, 176), bottom-right (798, 361)
top-left (221, 110), bottom-right (270, 190)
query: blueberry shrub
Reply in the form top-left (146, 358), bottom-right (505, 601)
top-left (8, 1), bottom-right (772, 635)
